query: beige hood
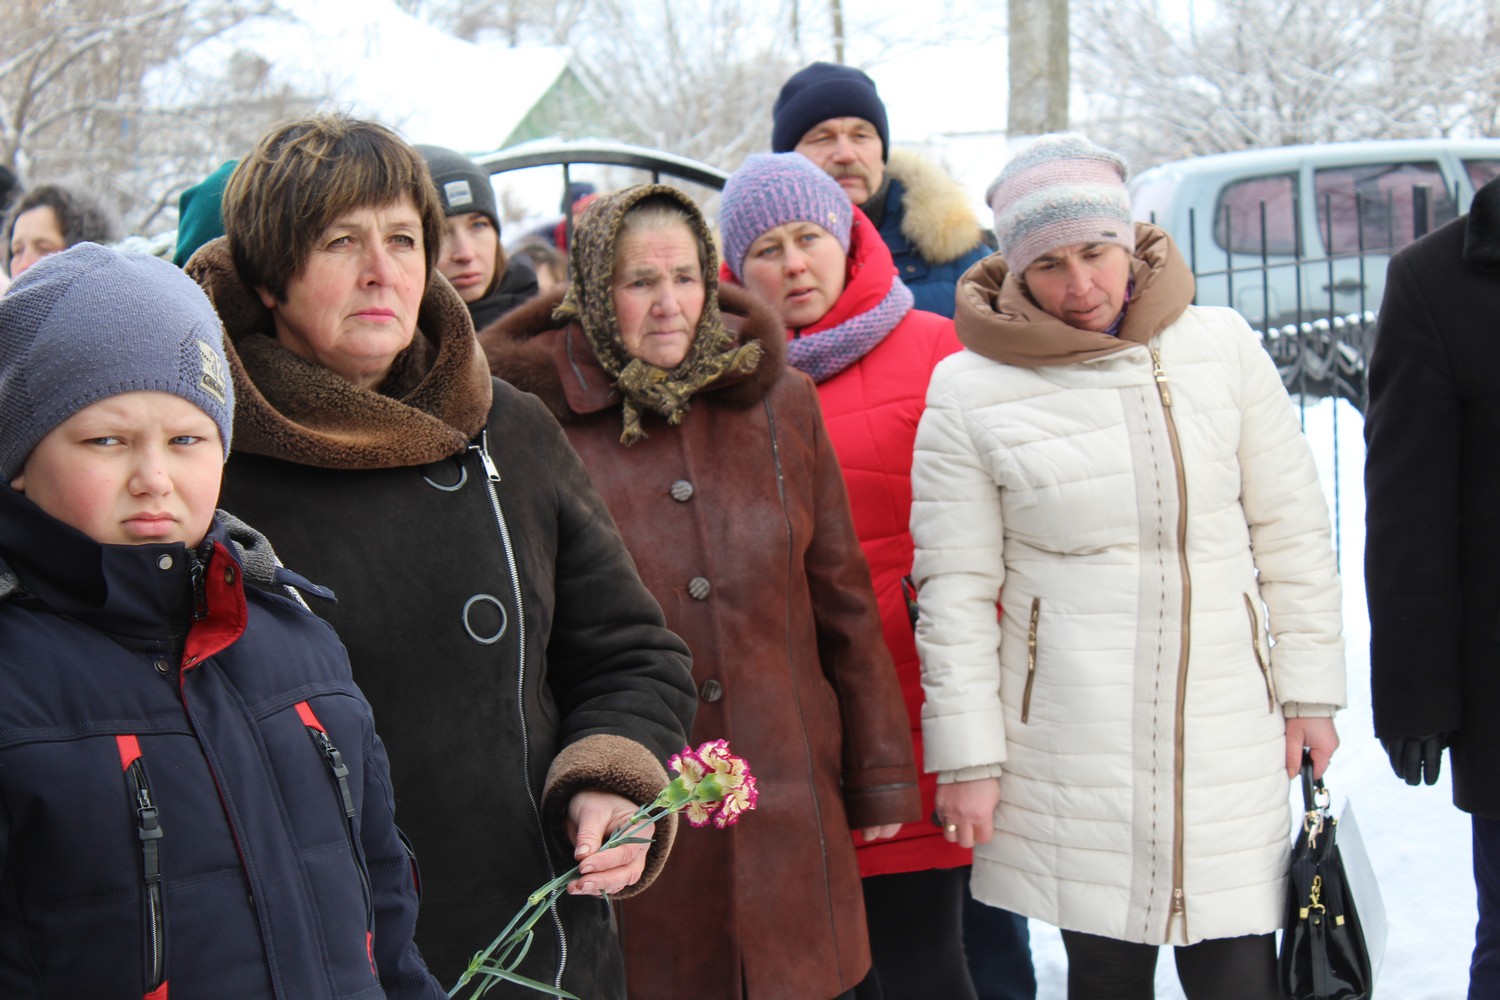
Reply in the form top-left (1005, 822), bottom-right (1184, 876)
top-left (955, 222), bottom-right (1196, 368)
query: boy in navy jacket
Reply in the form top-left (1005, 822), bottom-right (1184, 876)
top-left (0, 244), bottom-right (446, 999)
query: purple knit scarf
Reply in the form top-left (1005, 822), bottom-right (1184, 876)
top-left (787, 277), bottom-right (915, 383)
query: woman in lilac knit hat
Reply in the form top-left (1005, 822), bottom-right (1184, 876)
top-left (720, 151), bottom-right (980, 1000)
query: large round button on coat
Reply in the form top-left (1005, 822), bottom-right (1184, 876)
top-left (699, 679), bottom-right (723, 702)
top-left (670, 480), bottom-right (694, 502)
top-left (688, 577), bottom-right (711, 600)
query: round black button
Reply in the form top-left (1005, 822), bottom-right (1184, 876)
top-left (700, 679), bottom-right (723, 702)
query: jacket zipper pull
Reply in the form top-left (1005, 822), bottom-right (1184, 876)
top-left (1168, 886), bottom-right (1188, 940)
top-left (188, 551), bottom-right (209, 621)
top-left (312, 729), bottom-right (357, 818)
top-left (1150, 348), bottom-right (1173, 407)
top-left (472, 431), bottom-right (502, 483)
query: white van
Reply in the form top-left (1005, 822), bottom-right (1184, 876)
top-left (1129, 139), bottom-right (1500, 330)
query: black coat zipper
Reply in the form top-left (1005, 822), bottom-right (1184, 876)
top-left (468, 432), bottom-right (569, 990)
top-left (123, 755), bottom-right (166, 992)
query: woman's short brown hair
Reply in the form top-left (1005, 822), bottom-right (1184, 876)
top-left (223, 113), bottom-right (444, 301)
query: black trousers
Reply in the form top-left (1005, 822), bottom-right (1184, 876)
top-left (854, 867), bottom-right (978, 1000)
top-left (1059, 929), bottom-right (1279, 1000)
top-left (1472, 814), bottom-right (1500, 998)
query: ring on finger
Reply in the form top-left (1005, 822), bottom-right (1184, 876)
top-left (944, 823), bottom-right (958, 834)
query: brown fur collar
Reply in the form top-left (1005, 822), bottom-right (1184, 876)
top-left (479, 283), bottom-right (787, 426)
top-left (187, 238), bottom-right (493, 470)
top-left (886, 148), bottom-right (987, 265)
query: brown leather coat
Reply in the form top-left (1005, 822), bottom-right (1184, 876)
top-left (482, 284), bottom-right (921, 999)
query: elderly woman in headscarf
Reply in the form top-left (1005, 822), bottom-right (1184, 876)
top-left (911, 133), bottom-right (1344, 1000)
top-left (184, 112), bottom-right (696, 998)
top-left (479, 183), bottom-right (922, 1000)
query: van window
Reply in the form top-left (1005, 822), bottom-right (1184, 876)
top-left (1313, 161), bottom-right (1456, 254)
top-left (1466, 159), bottom-right (1500, 191)
top-left (1130, 172), bottom-right (1179, 227)
top-left (1213, 174), bottom-right (1298, 256)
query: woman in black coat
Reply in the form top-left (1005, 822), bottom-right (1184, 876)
top-left (187, 112), bottom-right (697, 997)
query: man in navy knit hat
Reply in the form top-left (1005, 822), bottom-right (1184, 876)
top-left (772, 62), bottom-right (991, 319)
top-left (772, 61), bottom-right (1035, 1000)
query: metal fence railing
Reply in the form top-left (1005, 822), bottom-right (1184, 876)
top-left (1149, 185), bottom-right (1454, 570)
top-left (1159, 183), bottom-right (1453, 417)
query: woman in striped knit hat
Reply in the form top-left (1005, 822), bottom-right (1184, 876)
top-left (909, 133), bottom-right (1346, 999)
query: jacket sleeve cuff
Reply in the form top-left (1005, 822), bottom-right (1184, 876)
top-left (938, 763), bottom-right (1005, 784)
top-left (1282, 701), bottom-right (1339, 719)
top-left (843, 781), bottom-right (922, 830)
top-left (540, 733), bottom-right (675, 898)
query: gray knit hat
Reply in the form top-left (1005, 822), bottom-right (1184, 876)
top-left (0, 242), bottom-right (233, 481)
top-left (986, 133), bottom-right (1134, 277)
top-left (719, 153), bottom-right (854, 280)
top-left (417, 144), bottom-right (501, 235)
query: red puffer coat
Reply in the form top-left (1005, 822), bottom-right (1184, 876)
top-left (725, 214), bottom-right (970, 878)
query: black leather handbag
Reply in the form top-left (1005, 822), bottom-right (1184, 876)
top-left (1278, 751), bottom-right (1374, 1000)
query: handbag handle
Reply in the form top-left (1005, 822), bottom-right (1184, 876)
top-left (1299, 748), bottom-right (1332, 817)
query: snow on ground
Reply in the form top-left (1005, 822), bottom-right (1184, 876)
top-left (1023, 397), bottom-right (1475, 999)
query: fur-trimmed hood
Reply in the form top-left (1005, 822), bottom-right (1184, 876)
top-left (885, 147), bottom-right (987, 266)
top-left (479, 282), bottom-right (788, 429)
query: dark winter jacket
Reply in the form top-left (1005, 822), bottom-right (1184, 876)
top-left (1367, 176), bottom-right (1500, 818)
top-left (481, 280), bottom-right (922, 1000)
top-left (873, 149), bottom-right (990, 319)
top-left (0, 485), bottom-right (444, 999)
top-left (187, 238), bottom-right (697, 996)
top-left (467, 258), bottom-right (540, 331)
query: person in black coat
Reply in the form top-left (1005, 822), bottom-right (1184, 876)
top-left (1366, 175), bottom-right (1500, 999)
top-left (187, 113), bottom-right (697, 997)
top-left (418, 144), bottom-right (541, 330)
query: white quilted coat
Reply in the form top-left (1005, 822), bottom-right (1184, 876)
top-left (910, 232), bottom-right (1344, 946)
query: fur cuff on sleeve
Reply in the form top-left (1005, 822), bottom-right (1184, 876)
top-left (541, 733), bottom-right (675, 898)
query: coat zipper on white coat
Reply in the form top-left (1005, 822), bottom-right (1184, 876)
top-left (1150, 346), bottom-right (1193, 945)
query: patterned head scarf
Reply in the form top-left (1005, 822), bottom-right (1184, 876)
top-left (554, 184), bottom-right (764, 445)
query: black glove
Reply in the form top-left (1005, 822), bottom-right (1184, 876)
top-left (1380, 733), bottom-right (1451, 786)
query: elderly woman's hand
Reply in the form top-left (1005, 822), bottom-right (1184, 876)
top-left (565, 789), bottom-right (655, 896)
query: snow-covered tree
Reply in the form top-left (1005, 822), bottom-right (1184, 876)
top-left (1073, 0), bottom-right (1500, 170)
top-left (0, 0), bottom-right (304, 232)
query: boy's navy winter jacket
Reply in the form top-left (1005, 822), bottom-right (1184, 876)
top-left (0, 484), bottom-right (444, 999)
